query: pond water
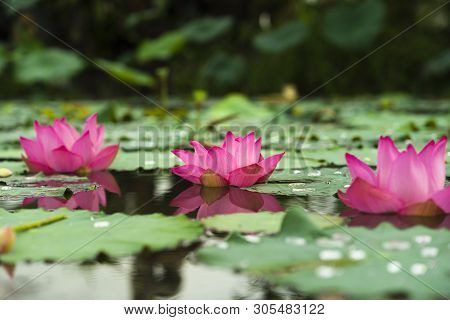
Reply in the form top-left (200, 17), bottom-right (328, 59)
top-left (0, 170), bottom-right (447, 299)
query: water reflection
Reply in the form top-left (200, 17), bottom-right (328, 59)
top-left (23, 171), bottom-right (121, 212)
top-left (170, 185), bottom-right (283, 218)
top-left (131, 247), bottom-right (194, 300)
top-left (342, 208), bottom-right (450, 229)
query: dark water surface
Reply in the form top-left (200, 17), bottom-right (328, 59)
top-left (0, 170), bottom-right (447, 299)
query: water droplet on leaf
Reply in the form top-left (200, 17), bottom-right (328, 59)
top-left (421, 246), bottom-right (439, 258)
top-left (316, 266), bottom-right (336, 279)
top-left (93, 221), bottom-right (110, 228)
top-left (386, 261), bottom-right (402, 274)
top-left (319, 249), bottom-right (342, 261)
top-left (410, 263), bottom-right (427, 276)
top-left (382, 240), bottom-right (410, 251)
top-left (285, 236), bottom-right (306, 246)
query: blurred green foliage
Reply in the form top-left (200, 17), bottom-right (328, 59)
top-left (0, 0), bottom-right (448, 98)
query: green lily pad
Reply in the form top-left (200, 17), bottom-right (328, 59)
top-left (0, 208), bottom-right (203, 263)
top-left (246, 168), bottom-right (350, 197)
top-left (0, 174), bottom-right (97, 202)
top-left (197, 207), bottom-right (450, 299)
top-left (202, 212), bottom-right (286, 234)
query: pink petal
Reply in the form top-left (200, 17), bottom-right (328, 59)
top-left (236, 132), bottom-right (260, 168)
top-left (256, 152), bottom-right (284, 182)
top-left (71, 131), bottom-right (95, 165)
top-left (222, 131), bottom-right (238, 155)
top-left (338, 178), bottom-right (404, 214)
top-left (171, 165), bottom-right (206, 184)
top-left (190, 141), bottom-right (209, 169)
top-left (172, 149), bottom-right (196, 165)
top-left (386, 145), bottom-right (431, 205)
top-left (95, 124), bottom-right (105, 150)
top-left (22, 157), bottom-right (54, 174)
top-left (52, 118), bottom-right (80, 148)
top-left (207, 146), bottom-right (236, 177)
top-left (376, 136), bottom-right (400, 189)
top-left (229, 163), bottom-right (264, 187)
top-left (34, 121), bottom-right (63, 152)
top-left (47, 146), bottom-right (83, 172)
top-left (37, 197), bottom-right (70, 210)
top-left (83, 113), bottom-right (99, 142)
top-left (346, 153), bottom-right (376, 184)
top-left (89, 145), bottom-right (119, 170)
top-left (419, 137), bottom-right (447, 193)
top-left (432, 186), bottom-right (450, 213)
top-left (19, 137), bottom-right (46, 164)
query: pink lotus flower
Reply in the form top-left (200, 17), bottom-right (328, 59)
top-left (170, 185), bottom-right (283, 219)
top-left (20, 114), bottom-right (119, 174)
top-left (23, 171), bottom-right (121, 212)
top-left (339, 136), bottom-right (449, 216)
top-left (171, 132), bottom-right (284, 187)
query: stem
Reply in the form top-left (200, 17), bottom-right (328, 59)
top-left (13, 213), bottom-right (67, 233)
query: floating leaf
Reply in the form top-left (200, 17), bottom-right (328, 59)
top-left (246, 168), bottom-right (350, 197)
top-left (0, 208), bottom-right (203, 262)
top-left (0, 174), bottom-right (97, 203)
top-left (253, 21), bottom-right (308, 53)
top-left (198, 207), bottom-right (450, 299)
top-left (202, 212), bottom-right (286, 234)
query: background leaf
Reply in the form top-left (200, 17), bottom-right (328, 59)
top-left (253, 21), bottom-right (309, 53)
top-left (323, 0), bottom-right (385, 49)
top-left (97, 59), bottom-right (155, 87)
top-left (181, 16), bottom-right (233, 43)
top-left (136, 32), bottom-right (186, 62)
top-left (14, 48), bottom-right (84, 84)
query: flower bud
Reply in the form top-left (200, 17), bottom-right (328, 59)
top-left (0, 227), bottom-right (16, 254)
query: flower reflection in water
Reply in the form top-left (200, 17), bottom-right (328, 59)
top-left (170, 185), bottom-right (283, 219)
top-left (23, 171), bottom-right (121, 212)
top-left (342, 208), bottom-right (450, 230)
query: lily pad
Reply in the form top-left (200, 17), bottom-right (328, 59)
top-left (246, 168), bottom-right (350, 197)
top-left (0, 174), bottom-right (97, 202)
top-left (202, 212), bottom-right (286, 234)
top-left (197, 207), bottom-right (450, 299)
top-left (0, 208), bottom-right (203, 263)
